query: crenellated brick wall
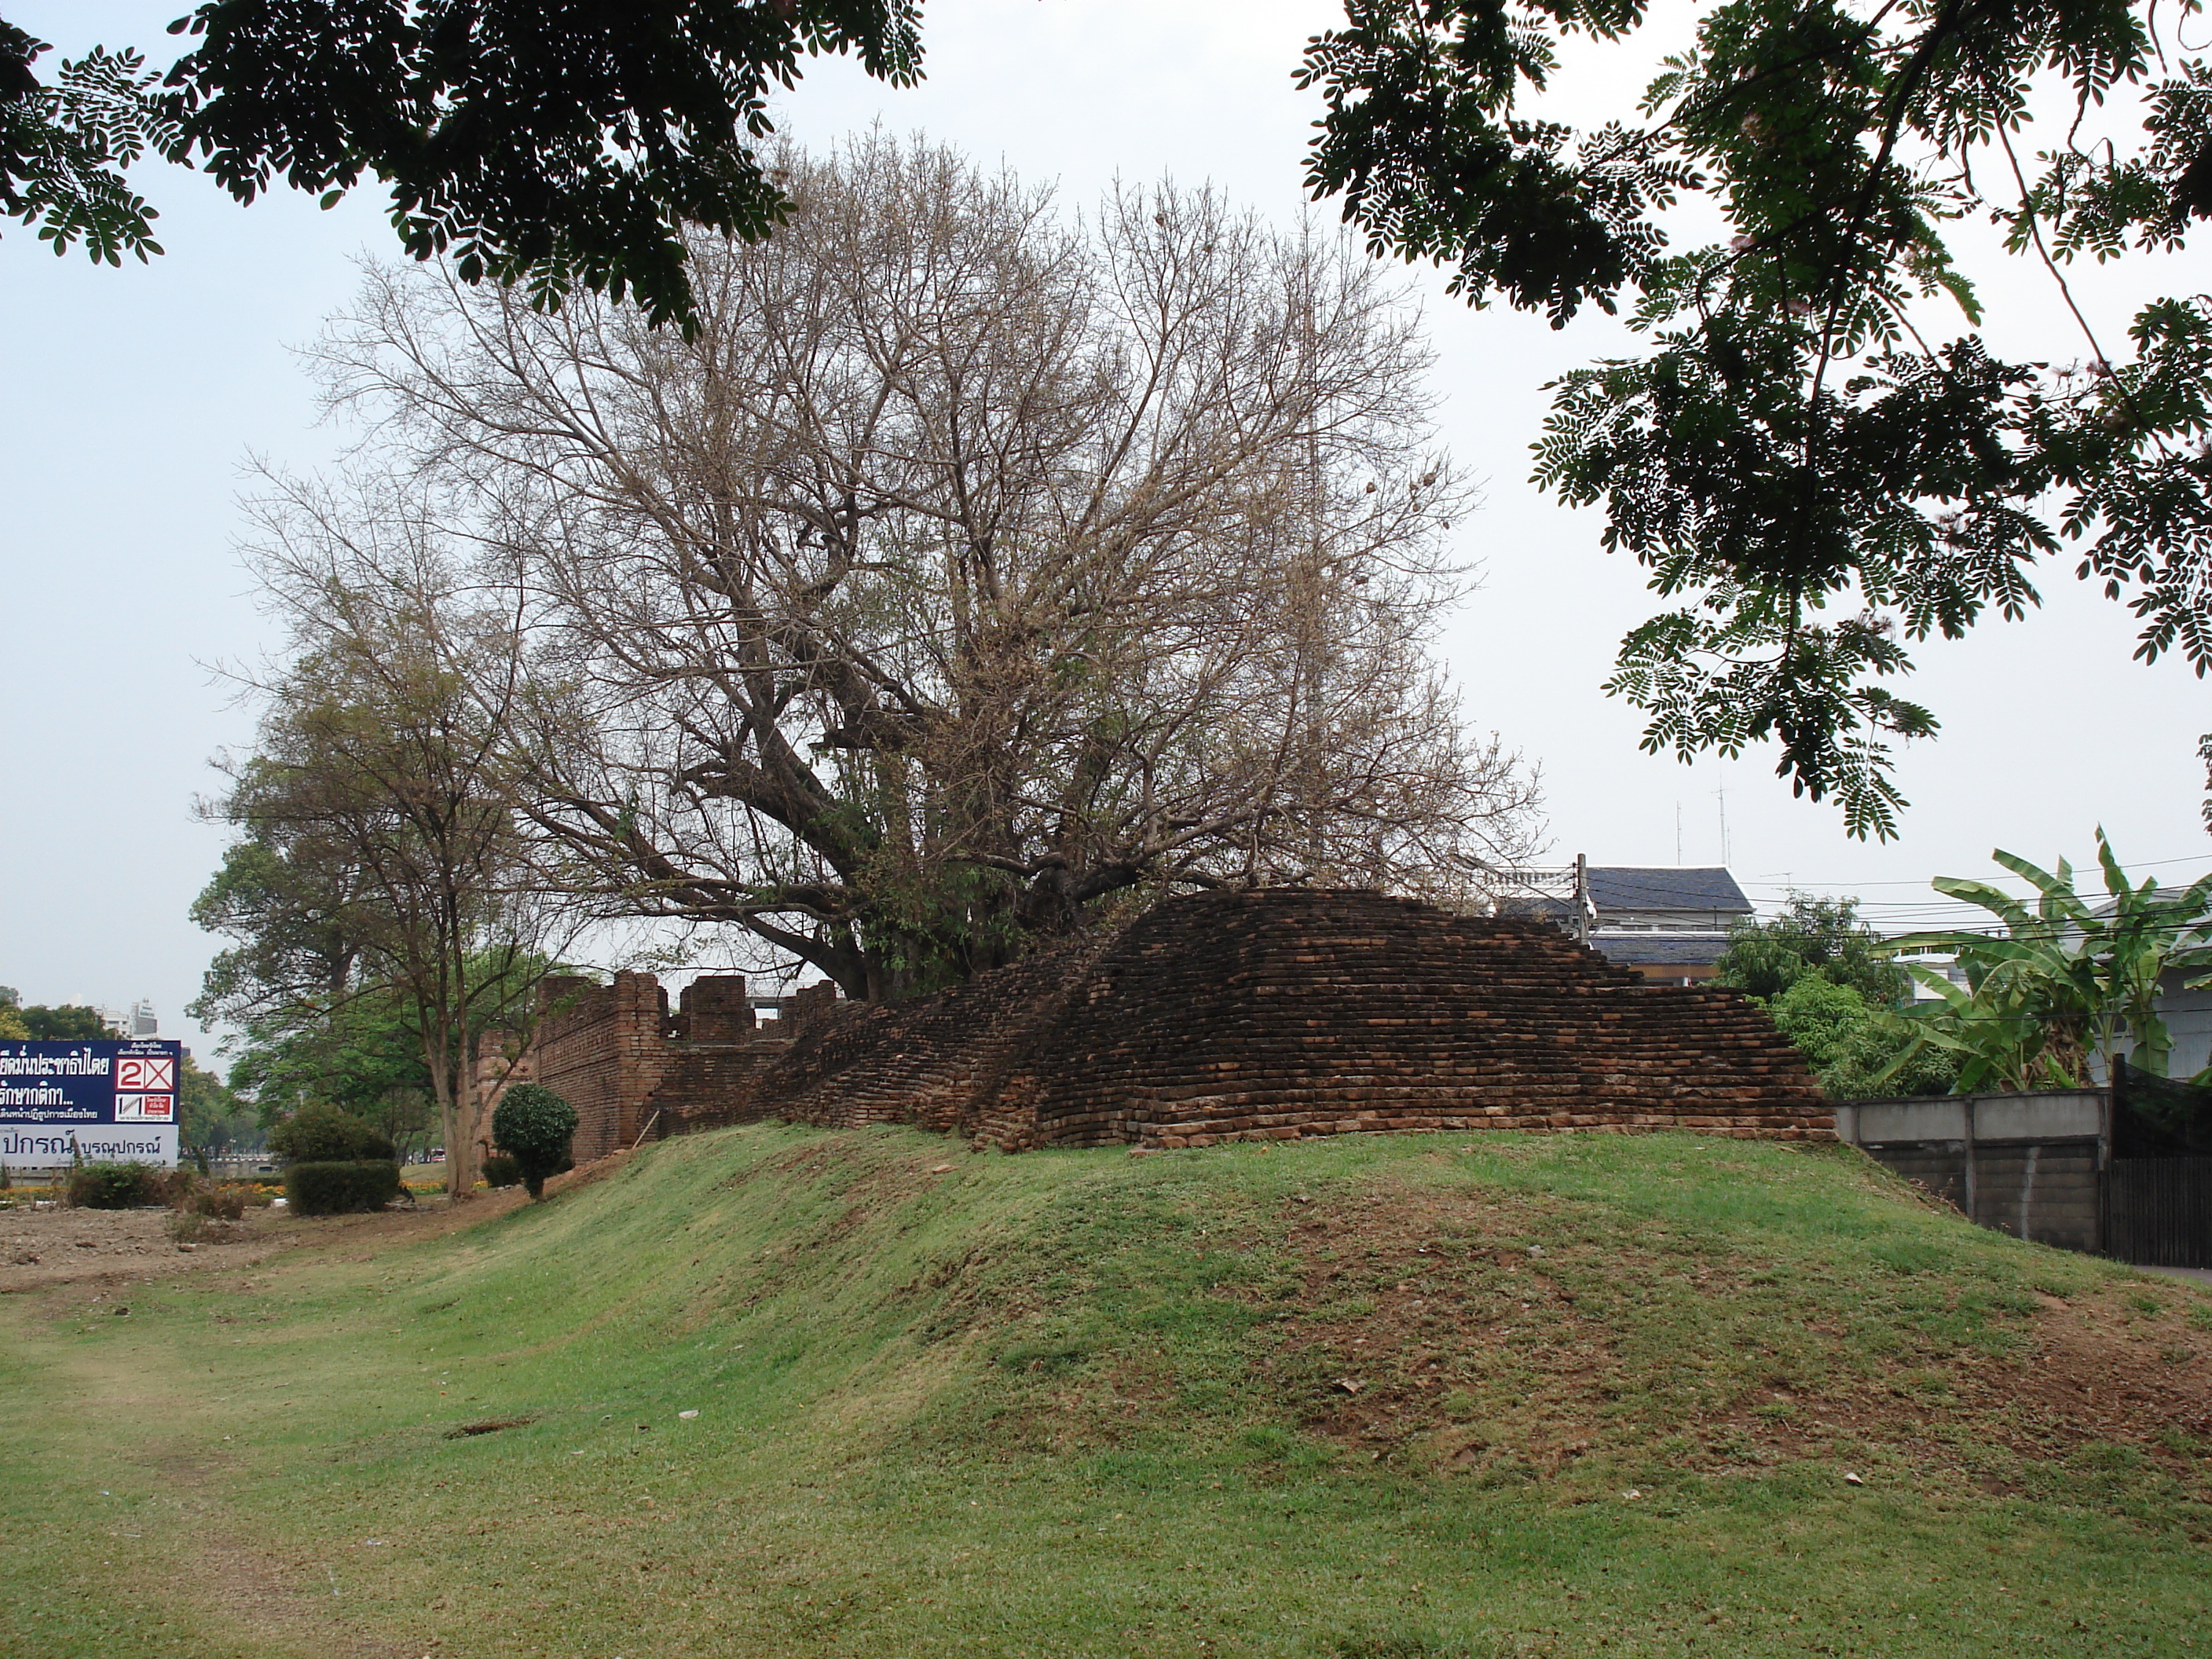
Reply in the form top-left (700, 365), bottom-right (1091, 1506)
top-left (529, 971), bottom-right (677, 1159)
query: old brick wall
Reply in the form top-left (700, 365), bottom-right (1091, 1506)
top-left (529, 972), bottom-right (675, 1159)
top-left (734, 937), bottom-right (1115, 1143)
top-left (736, 888), bottom-right (1831, 1148)
top-left (673, 975), bottom-right (756, 1044)
top-left (1027, 889), bottom-right (1828, 1147)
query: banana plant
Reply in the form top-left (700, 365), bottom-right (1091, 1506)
top-left (1879, 830), bottom-right (2212, 1090)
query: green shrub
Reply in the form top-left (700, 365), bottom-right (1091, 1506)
top-left (1759, 975), bottom-right (1959, 1101)
top-left (66, 1162), bottom-right (161, 1209)
top-left (492, 1084), bottom-right (578, 1199)
top-left (481, 1152), bottom-right (522, 1189)
top-left (267, 1104), bottom-right (397, 1164)
top-left (284, 1160), bottom-right (403, 1217)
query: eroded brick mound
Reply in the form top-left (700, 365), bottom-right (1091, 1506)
top-left (686, 935), bottom-right (1114, 1142)
top-left (1031, 889), bottom-right (1829, 1146)
top-left (729, 888), bottom-right (1831, 1149)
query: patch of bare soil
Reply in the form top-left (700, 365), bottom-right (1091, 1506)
top-left (1248, 1186), bottom-right (1624, 1476)
top-left (0, 1185), bottom-right (540, 1295)
top-left (1963, 1286), bottom-right (2212, 1456)
top-left (287, 1184), bottom-right (532, 1256)
top-left (0, 1204), bottom-right (283, 1294)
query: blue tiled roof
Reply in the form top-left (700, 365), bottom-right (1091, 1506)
top-left (1589, 933), bottom-right (1734, 966)
top-left (1588, 867), bottom-right (1752, 914)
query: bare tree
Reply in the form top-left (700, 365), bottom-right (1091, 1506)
top-left (211, 511), bottom-right (580, 1196)
top-left (306, 134), bottom-right (1538, 998)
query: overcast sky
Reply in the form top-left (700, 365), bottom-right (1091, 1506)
top-left (5, 2), bottom-right (2207, 1053)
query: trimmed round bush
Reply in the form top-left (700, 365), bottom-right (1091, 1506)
top-left (267, 1104), bottom-right (396, 1164)
top-left (67, 1162), bottom-right (160, 1209)
top-left (491, 1084), bottom-right (578, 1199)
top-left (482, 1152), bottom-right (522, 1189)
top-left (284, 1160), bottom-right (403, 1217)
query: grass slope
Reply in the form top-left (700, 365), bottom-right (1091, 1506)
top-left (4, 1125), bottom-right (2210, 1658)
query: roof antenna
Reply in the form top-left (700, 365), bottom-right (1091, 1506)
top-left (1716, 783), bottom-right (1730, 867)
top-left (1675, 801), bottom-right (1683, 866)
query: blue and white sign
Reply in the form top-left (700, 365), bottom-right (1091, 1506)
top-left (0, 1040), bottom-right (184, 1168)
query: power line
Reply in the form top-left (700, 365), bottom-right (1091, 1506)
top-left (1736, 851), bottom-right (2212, 890)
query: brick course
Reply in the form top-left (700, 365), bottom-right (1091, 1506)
top-left (705, 888), bottom-right (1832, 1148)
top-left (529, 971), bottom-right (676, 1159)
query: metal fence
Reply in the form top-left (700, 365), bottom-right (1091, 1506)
top-left (2106, 1157), bottom-right (2212, 1269)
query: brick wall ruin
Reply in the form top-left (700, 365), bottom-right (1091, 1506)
top-left (529, 971), bottom-right (789, 1159)
top-left (544, 888), bottom-right (1830, 1153)
top-left (529, 972), bottom-right (660, 1159)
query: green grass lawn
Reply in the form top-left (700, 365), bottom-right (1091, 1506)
top-left (3, 1124), bottom-right (2208, 1657)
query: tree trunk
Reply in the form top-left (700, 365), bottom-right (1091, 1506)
top-left (449, 1057), bottom-right (482, 1199)
top-left (427, 1024), bottom-right (482, 1200)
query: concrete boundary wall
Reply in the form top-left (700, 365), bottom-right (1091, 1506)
top-left (1836, 1090), bottom-right (2110, 1253)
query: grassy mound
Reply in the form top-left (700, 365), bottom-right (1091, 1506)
top-left (5, 1124), bottom-right (2210, 1657)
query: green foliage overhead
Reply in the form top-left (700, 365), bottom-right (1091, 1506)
top-left (3, 2), bottom-right (923, 330)
top-left (1885, 830), bottom-right (2212, 1090)
top-left (0, 21), bottom-right (170, 263)
top-left (266, 1102), bottom-right (397, 1165)
top-left (1715, 893), bottom-right (1906, 1003)
top-left (491, 1082), bottom-right (577, 1199)
top-left (1300, 0), bottom-right (2212, 837)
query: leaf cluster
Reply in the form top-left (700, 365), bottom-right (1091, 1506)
top-left (5, 2), bottom-right (923, 330)
top-left (1302, 0), bottom-right (2212, 836)
top-left (489, 1081), bottom-right (576, 1197)
top-left (1757, 972), bottom-right (1957, 1099)
top-left (1715, 891), bottom-right (1906, 1003)
top-left (0, 22), bottom-right (173, 262)
top-left (16, 1004), bottom-right (111, 1040)
top-left (266, 1101), bottom-right (397, 1164)
top-left (1882, 829), bottom-right (2212, 1090)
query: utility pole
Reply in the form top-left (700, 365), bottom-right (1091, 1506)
top-left (1574, 851), bottom-right (1591, 947)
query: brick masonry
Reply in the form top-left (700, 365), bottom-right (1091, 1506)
top-left (624, 888), bottom-right (1833, 1150)
top-left (531, 972), bottom-right (672, 1160)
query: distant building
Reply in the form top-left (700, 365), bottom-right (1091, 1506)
top-left (1584, 867), bottom-right (1752, 985)
top-left (1496, 864), bottom-right (1752, 984)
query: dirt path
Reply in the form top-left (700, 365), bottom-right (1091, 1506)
top-left (0, 1188), bottom-right (544, 1298)
top-left (0, 1203), bottom-right (286, 1292)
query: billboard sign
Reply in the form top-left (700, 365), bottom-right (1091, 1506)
top-left (0, 1039), bottom-right (184, 1168)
